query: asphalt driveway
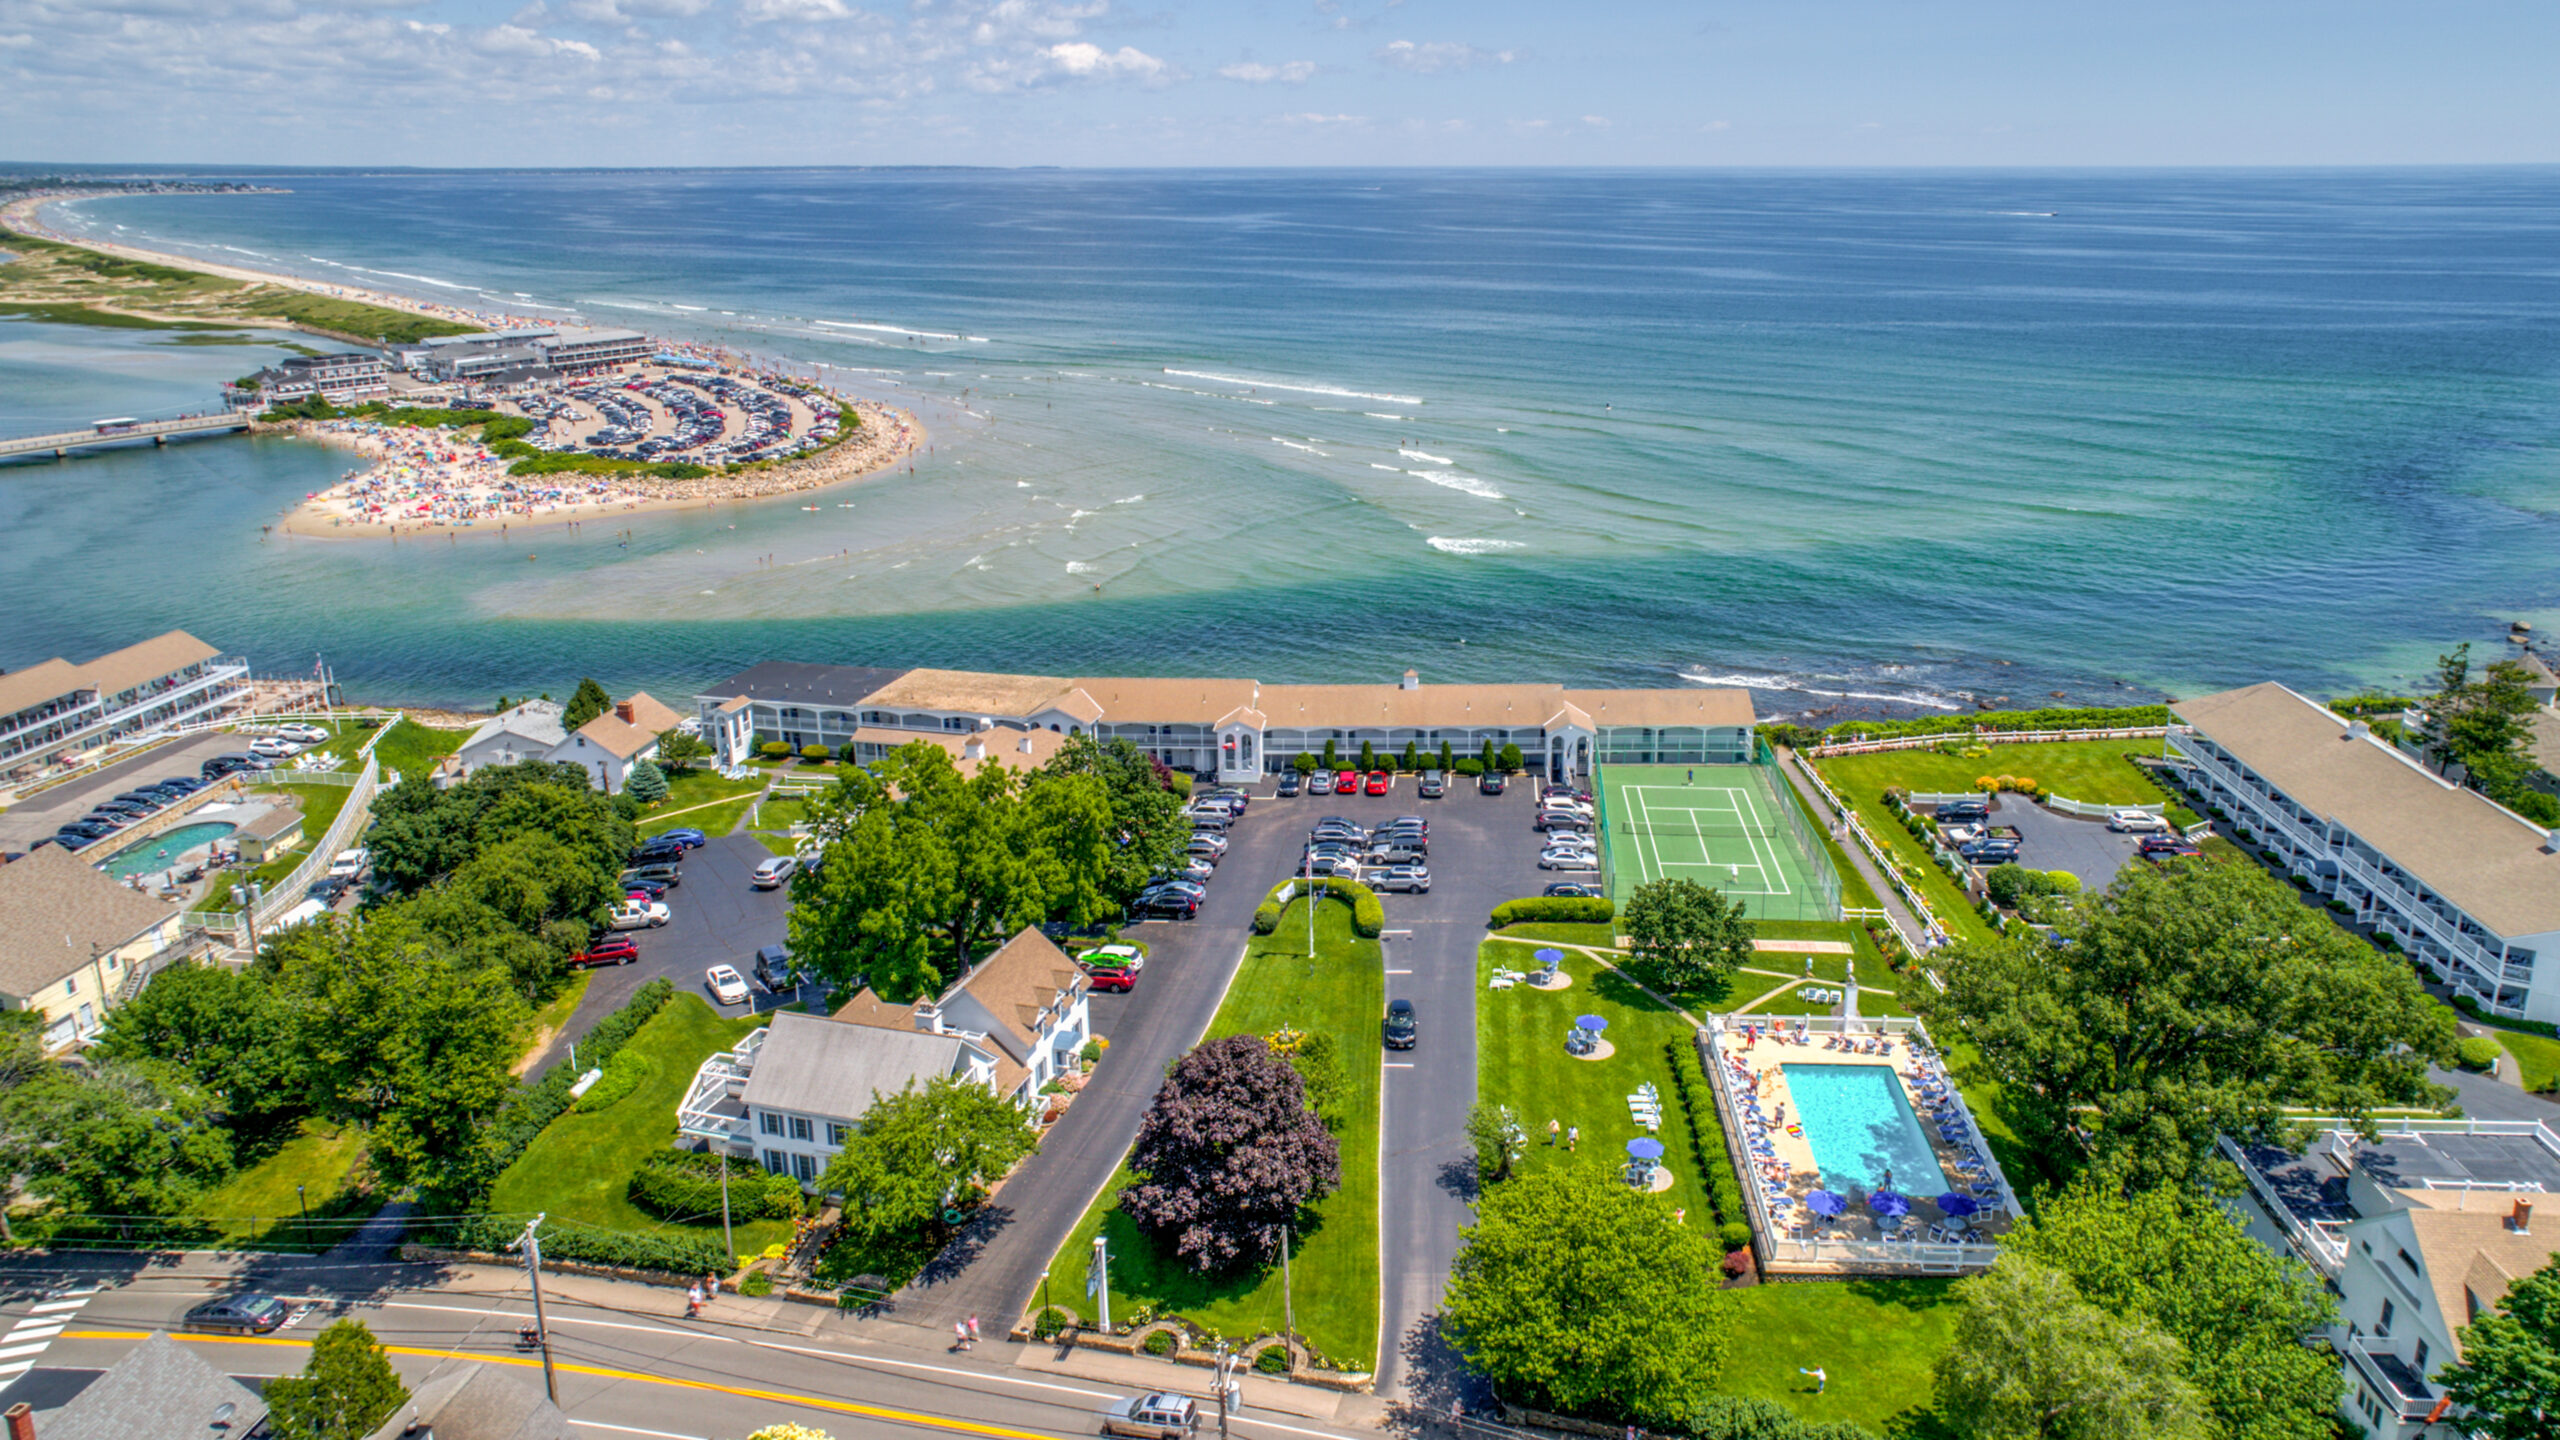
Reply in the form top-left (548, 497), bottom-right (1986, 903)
top-left (1986, 794), bottom-right (2147, 892)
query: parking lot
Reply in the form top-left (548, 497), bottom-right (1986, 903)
top-left (1977, 793), bottom-right (2148, 892)
top-left (0, 733), bottom-right (258, 854)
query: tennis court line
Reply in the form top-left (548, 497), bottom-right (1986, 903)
top-left (1730, 782), bottom-right (1793, 898)
top-left (1624, 785), bottom-right (1780, 894)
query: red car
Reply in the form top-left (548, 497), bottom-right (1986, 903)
top-left (1364, 771), bottom-right (1391, 796)
top-left (569, 937), bottom-right (640, 968)
top-left (1335, 770), bottom-right (1360, 795)
top-left (1083, 965), bottom-right (1137, 993)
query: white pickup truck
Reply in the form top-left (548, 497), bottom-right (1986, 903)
top-left (1099, 1395), bottom-right (1197, 1440)
top-left (608, 899), bottom-right (671, 931)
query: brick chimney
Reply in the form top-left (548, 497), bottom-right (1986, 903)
top-left (8, 1400), bottom-right (34, 1440)
top-left (2511, 1198), bottom-right (2533, 1234)
top-left (615, 701), bottom-right (635, 724)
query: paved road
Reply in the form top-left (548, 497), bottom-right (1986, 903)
top-left (887, 792), bottom-right (1299, 1334)
top-left (0, 1255), bottom-right (1376, 1440)
top-left (0, 732), bottom-right (247, 852)
top-left (1984, 794), bottom-right (2144, 892)
top-left (528, 832), bottom-right (793, 1077)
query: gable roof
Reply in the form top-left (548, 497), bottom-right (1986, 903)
top-left (567, 712), bottom-right (655, 761)
top-left (740, 1010), bottom-right (973, 1121)
top-left (944, 927), bottom-right (1085, 1057)
top-left (40, 1330), bottom-right (264, 1440)
top-left (864, 668), bottom-right (1076, 717)
top-left (363, 1359), bottom-right (573, 1440)
top-left (616, 692), bottom-right (686, 735)
top-left (463, 699), bottom-right (566, 753)
top-left (2173, 682), bottom-right (2560, 938)
top-left (2398, 1188), bottom-right (2559, 1359)
top-left (699, 662), bottom-right (909, 710)
top-left (0, 845), bottom-right (175, 1001)
top-left (76, 631), bottom-right (220, 701)
top-left (1069, 676), bottom-right (1262, 726)
top-left (0, 657), bottom-right (93, 720)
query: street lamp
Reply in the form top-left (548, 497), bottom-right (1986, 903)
top-left (296, 1183), bottom-right (309, 1239)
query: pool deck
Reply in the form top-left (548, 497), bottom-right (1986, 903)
top-left (1717, 1020), bottom-right (2014, 1266)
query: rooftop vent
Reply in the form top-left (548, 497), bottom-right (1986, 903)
top-left (2347, 721), bottom-right (2371, 740)
top-left (2545, 829), bottom-right (2560, 856)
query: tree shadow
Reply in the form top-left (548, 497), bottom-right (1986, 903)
top-left (1388, 1309), bottom-right (1489, 1418)
top-left (907, 1201), bottom-right (1014, 1289)
top-left (1435, 1156), bottom-right (1480, 1204)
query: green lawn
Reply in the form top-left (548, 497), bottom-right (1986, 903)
top-left (639, 794), bottom-right (759, 841)
top-left (2486, 1025), bottom-right (2560, 1093)
top-left (195, 782), bottom-right (354, 911)
top-left (1478, 935), bottom-right (1710, 1219)
top-left (1815, 739), bottom-right (2175, 809)
top-left (191, 1118), bottom-right (374, 1253)
top-left (520, 973), bottom-right (592, 1066)
top-left (1042, 898), bottom-right (1382, 1369)
top-left (1719, 1277), bottom-right (1961, 1436)
top-left (486, 995), bottom-right (790, 1259)
top-left (365, 718), bottom-right (467, 782)
top-left (1807, 775), bottom-right (1995, 947)
top-left (662, 769), bottom-right (767, 810)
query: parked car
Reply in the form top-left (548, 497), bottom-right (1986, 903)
top-left (1371, 864), bottom-right (1431, 893)
top-left (1334, 770), bottom-right (1361, 795)
top-left (1544, 882), bottom-right (1604, 898)
top-left (1184, 836), bottom-right (1228, 862)
top-left (624, 878), bottom-right (671, 901)
top-left (1384, 998), bottom-right (1418, 1050)
top-left (609, 899), bottom-right (671, 930)
top-left (569, 937), bottom-right (641, 969)
top-left (1306, 771), bottom-right (1334, 796)
top-left (622, 862), bottom-right (681, 889)
top-left (1151, 877), bottom-right (1208, 901)
top-left (705, 965), bottom-right (750, 1006)
top-left (659, 828), bottom-right (710, 849)
top-left (1535, 812), bottom-right (1591, 833)
top-left (1304, 854), bottom-right (1362, 879)
top-left (1961, 839), bottom-right (2022, 864)
top-left (2139, 833), bottom-right (2201, 858)
top-left (1200, 788), bottom-right (1249, 811)
top-left (1479, 772), bottom-right (1507, 795)
top-left (150, 776), bottom-right (205, 796)
top-left (751, 855), bottom-right (798, 890)
top-left (1080, 942), bottom-right (1146, 973)
top-left (201, 753), bottom-right (257, 779)
top-left (184, 1294), bottom-right (291, 1335)
top-left (1364, 771), bottom-right (1391, 796)
top-left (274, 722), bottom-right (330, 744)
top-left (247, 736), bottom-right (302, 758)
top-left (1935, 798), bottom-right (1991, 822)
top-left (1418, 770), bottom-right (1446, 799)
top-left (111, 789), bottom-right (171, 808)
top-left (1539, 849), bottom-right (1600, 871)
top-left (1130, 889), bottom-right (1200, 920)
top-left (1083, 964), bottom-right (1137, 994)
top-left (2107, 809), bottom-right (2170, 833)
top-left (1276, 771), bottom-right (1303, 797)
top-left (1187, 809), bottom-right (1231, 834)
top-left (753, 944), bottom-right (798, 990)
top-left (1099, 1395), bottom-right (1198, 1440)
top-left (632, 837), bottom-right (686, 863)
top-left (1364, 842), bottom-right (1426, 866)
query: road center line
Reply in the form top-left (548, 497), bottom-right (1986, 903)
top-left (571, 1423), bottom-right (711, 1440)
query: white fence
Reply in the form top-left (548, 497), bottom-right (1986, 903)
top-left (1806, 725), bottom-right (2172, 758)
top-left (191, 756), bottom-right (379, 947)
top-left (1785, 753), bottom-right (1950, 955)
top-left (1700, 1014), bottom-right (2022, 1276)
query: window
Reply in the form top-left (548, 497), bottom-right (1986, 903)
top-left (943, 716), bottom-right (970, 732)
top-left (64, 976), bottom-right (76, 995)
top-left (759, 1112), bottom-right (785, 1136)
top-left (792, 1152), bottom-right (817, 1182)
top-left (789, 1116), bottom-right (813, 1141)
top-left (2397, 1247), bottom-right (2421, 1278)
top-left (762, 1150), bottom-right (789, 1175)
top-left (2377, 1298), bottom-right (2394, 1336)
top-left (827, 1122), bottom-right (851, 1147)
top-left (2412, 1338), bottom-right (2429, 1375)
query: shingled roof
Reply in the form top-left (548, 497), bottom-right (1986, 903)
top-left (0, 845), bottom-right (173, 1003)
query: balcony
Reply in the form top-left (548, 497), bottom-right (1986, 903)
top-left (675, 1026), bottom-right (767, 1149)
top-left (2342, 1336), bottom-right (2437, 1422)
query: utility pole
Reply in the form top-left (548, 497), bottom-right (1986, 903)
top-left (1214, 1343), bottom-right (1233, 1440)
top-left (518, 1215), bottom-right (559, 1405)
top-left (1090, 1235), bottom-right (1110, 1333)
top-left (1280, 1223), bottom-right (1294, 1341)
top-left (719, 1153), bottom-right (733, 1261)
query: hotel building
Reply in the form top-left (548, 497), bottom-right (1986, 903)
top-left (0, 631), bottom-right (250, 786)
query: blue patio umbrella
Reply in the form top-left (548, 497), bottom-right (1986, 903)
top-left (1935, 1193), bottom-right (1980, 1217)
top-left (1804, 1189), bottom-right (1848, 1217)
top-left (1626, 1137), bottom-right (1665, 1160)
top-left (1533, 948), bottom-right (1564, 965)
top-left (1575, 1014), bottom-right (1608, 1032)
top-left (1869, 1190), bottom-right (1912, 1218)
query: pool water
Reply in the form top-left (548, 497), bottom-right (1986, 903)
top-left (98, 821), bottom-right (235, 881)
top-left (1780, 1063), bottom-right (1952, 1196)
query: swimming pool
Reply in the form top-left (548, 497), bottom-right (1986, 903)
top-left (98, 821), bottom-right (235, 881)
top-left (1780, 1063), bottom-right (1951, 1196)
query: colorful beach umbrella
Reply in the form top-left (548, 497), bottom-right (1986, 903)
top-left (1935, 1193), bottom-right (1979, 1217)
top-left (1626, 1138), bottom-right (1665, 1160)
top-left (1868, 1190), bottom-right (1911, 1218)
top-left (1533, 947), bottom-right (1563, 964)
top-left (1575, 1014), bottom-right (1608, 1032)
top-left (1804, 1189), bottom-right (1847, 1216)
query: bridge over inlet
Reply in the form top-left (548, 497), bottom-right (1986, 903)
top-left (0, 413), bottom-right (254, 461)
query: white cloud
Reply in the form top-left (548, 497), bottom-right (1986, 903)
top-left (567, 0), bottom-right (714, 20)
top-left (1580, 114), bottom-right (1609, 128)
top-left (738, 0), bottom-right (852, 20)
top-left (1375, 39), bottom-right (1511, 73)
top-left (1701, 119), bottom-right (1730, 132)
top-left (968, 38), bottom-right (1171, 90)
top-left (1219, 59), bottom-right (1314, 84)
top-left (1278, 111), bottom-right (1364, 126)
top-left (0, 30), bottom-right (30, 44)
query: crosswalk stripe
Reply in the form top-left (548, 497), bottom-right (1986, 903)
top-left (0, 1363), bottom-right (31, 1380)
top-left (7, 1325), bottom-right (64, 1342)
top-left (0, 1342), bottom-right (54, 1361)
top-left (28, 1299), bottom-right (89, 1315)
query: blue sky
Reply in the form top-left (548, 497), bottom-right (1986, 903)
top-left (2, 0), bottom-right (2554, 167)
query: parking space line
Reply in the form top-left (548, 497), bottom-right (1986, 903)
top-left (1383, 1062), bottom-right (1416, 1069)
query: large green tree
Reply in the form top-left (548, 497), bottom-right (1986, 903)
top-left (0, 1059), bottom-right (235, 1223)
top-left (366, 760), bottom-right (631, 896)
top-left (265, 1319), bottom-right (408, 1440)
top-left (1933, 1257), bottom-right (2211, 1440)
top-left (1620, 877), bottom-right (1754, 994)
top-left (789, 742), bottom-right (1116, 1000)
top-left (2427, 644), bottom-right (2560, 824)
top-left (92, 961), bottom-right (295, 1122)
top-left (450, 829), bottom-right (619, 938)
top-left (2008, 1177), bottom-right (2338, 1440)
top-left (654, 728), bottom-right (711, 774)
top-left (1912, 860), bottom-right (2453, 1189)
top-left (818, 1077), bottom-right (1037, 1248)
top-left (1037, 734), bottom-right (1189, 902)
top-left (1441, 1164), bottom-right (1729, 1428)
top-left (561, 677), bottom-right (613, 732)
top-left (2438, 1252), bottom-right (2560, 1440)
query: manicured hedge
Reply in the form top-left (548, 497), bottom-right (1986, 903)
top-left (629, 1149), bottom-right (805, 1222)
top-left (1488, 896), bottom-right (1614, 927)
top-left (452, 1212), bottom-right (731, 1277)
top-left (479, 979), bottom-right (675, 1195)
top-left (573, 1046), bottom-right (656, 1114)
top-left (1253, 876), bottom-right (1383, 938)
top-left (1666, 1037), bottom-right (1747, 1237)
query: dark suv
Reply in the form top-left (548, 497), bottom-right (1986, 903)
top-left (1936, 797), bottom-right (1992, 822)
top-left (1479, 772), bottom-right (1506, 795)
top-left (1384, 999), bottom-right (1417, 1050)
top-left (1130, 888), bottom-right (1200, 921)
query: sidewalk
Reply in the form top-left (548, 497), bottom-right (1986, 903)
top-left (1011, 1340), bottom-right (1391, 1428)
top-left (1771, 746), bottom-right (1930, 944)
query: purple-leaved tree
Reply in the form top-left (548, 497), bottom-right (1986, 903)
top-left (1118, 1034), bottom-right (1340, 1272)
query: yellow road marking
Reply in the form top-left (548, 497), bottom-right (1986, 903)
top-left (63, 1331), bottom-right (1061, 1440)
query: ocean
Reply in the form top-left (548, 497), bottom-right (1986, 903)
top-left (5, 167), bottom-right (2556, 716)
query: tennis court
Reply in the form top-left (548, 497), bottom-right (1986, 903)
top-left (1596, 762), bottom-right (1842, 921)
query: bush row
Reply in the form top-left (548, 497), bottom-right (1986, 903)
top-left (1664, 1038), bottom-right (1748, 1243)
top-left (1764, 703), bottom-right (2170, 748)
top-left (479, 979), bottom-right (675, 1196)
top-left (451, 1212), bottom-right (732, 1277)
top-left (1251, 876), bottom-right (1383, 938)
top-left (1487, 896), bottom-right (1615, 927)
top-left (628, 1149), bottom-right (806, 1222)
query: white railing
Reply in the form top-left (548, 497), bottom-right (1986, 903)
top-left (1807, 725), bottom-right (2171, 758)
top-left (2043, 795), bottom-right (2165, 818)
top-left (1701, 1014), bottom-right (2018, 1275)
top-left (1788, 753), bottom-right (1949, 952)
top-left (244, 756), bottom-right (377, 933)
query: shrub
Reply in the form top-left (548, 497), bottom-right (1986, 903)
top-left (1033, 1306), bottom-right (1071, 1339)
top-left (759, 741), bottom-right (792, 759)
top-left (628, 1149), bottom-right (805, 1222)
top-left (1496, 743), bottom-right (1523, 773)
top-left (2457, 1037), bottom-right (2504, 1072)
top-left (1143, 1329), bottom-right (1176, 1356)
top-left (451, 1212), bottom-right (729, 1277)
top-left (1251, 902), bottom-right (1282, 935)
top-left (1994, 775), bottom-right (2019, 792)
top-left (1721, 1248), bottom-right (1754, 1280)
top-left (798, 745), bottom-right (831, 762)
top-left (1664, 1039), bottom-right (1745, 1231)
top-left (1259, 876), bottom-right (1383, 938)
top-left (739, 1270), bottom-right (774, 1297)
top-left (479, 979), bottom-right (674, 1197)
top-left (2012, 777), bottom-right (2039, 796)
top-left (573, 1047), bottom-right (655, 1113)
top-left (1717, 1221), bottom-right (1752, 1252)
top-left (1255, 1345), bottom-right (1291, 1374)
top-left (1975, 775), bottom-right (1997, 791)
top-left (2043, 869), bottom-right (2080, 894)
top-left (1453, 757), bottom-right (1484, 776)
top-left (1488, 896), bottom-right (1614, 927)
top-left (1168, 772), bottom-right (1193, 800)
top-left (1079, 1038), bottom-right (1105, 1063)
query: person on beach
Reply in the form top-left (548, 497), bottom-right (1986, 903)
top-left (1799, 1367), bottom-right (1827, 1394)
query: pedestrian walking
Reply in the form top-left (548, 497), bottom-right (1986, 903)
top-left (1548, 1118), bottom-right (1561, 1147)
top-left (967, 1315), bottom-right (981, 1345)
top-left (685, 1283), bottom-right (703, 1319)
top-left (1566, 1125), bottom-right (1579, 1151)
top-left (1799, 1367), bottom-right (1827, 1394)
top-left (956, 1320), bottom-right (972, 1351)
top-left (704, 1271), bottom-right (722, 1300)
